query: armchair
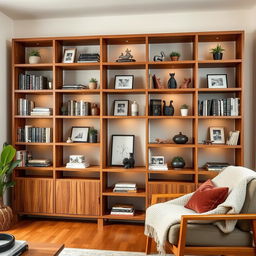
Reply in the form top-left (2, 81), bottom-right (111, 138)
top-left (146, 179), bottom-right (256, 256)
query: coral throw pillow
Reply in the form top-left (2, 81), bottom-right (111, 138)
top-left (185, 179), bottom-right (229, 213)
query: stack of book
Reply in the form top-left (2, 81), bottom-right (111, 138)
top-left (78, 53), bottom-right (100, 63)
top-left (17, 125), bottom-right (51, 143)
top-left (30, 107), bottom-right (52, 116)
top-left (198, 98), bottom-right (240, 116)
top-left (64, 100), bottom-right (91, 116)
top-left (110, 204), bottom-right (135, 216)
top-left (61, 84), bottom-right (87, 90)
top-left (66, 155), bottom-right (90, 169)
top-left (113, 183), bottom-right (137, 193)
top-left (19, 73), bottom-right (48, 90)
top-left (27, 159), bottom-right (51, 167)
top-left (204, 162), bottom-right (229, 172)
top-left (226, 131), bottom-right (240, 145)
top-left (18, 98), bottom-right (34, 116)
top-left (16, 150), bottom-right (29, 167)
top-left (148, 163), bottom-right (168, 171)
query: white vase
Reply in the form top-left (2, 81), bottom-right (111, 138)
top-left (29, 56), bottom-right (41, 64)
top-left (131, 101), bottom-right (139, 116)
top-left (180, 108), bottom-right (188, 116)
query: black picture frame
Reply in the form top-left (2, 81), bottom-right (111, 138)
top-left (70, 126), bottom-right (89, 143)
top-left (207, 74), bottom-right (228, 89)
top-left (113, 100), bottom-right (129, 116)
top-left (110, 135), bottom-right (135, 166)
top-left (114, 75), bottom-right (134, 89)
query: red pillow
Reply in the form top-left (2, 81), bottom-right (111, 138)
top-left (185, 179), bottom-right (229, 213)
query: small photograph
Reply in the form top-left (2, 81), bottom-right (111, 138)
top-left (114, 75), bottom-right (134, 89)
top-left (114, 100), bottom-right (129, 116)
top-left (209, 127), bottom-right (225, 144)
top-left (207, 74), bottom-right (228, 89)
top-left (70, 126), bottom-right (89, 142)
top-left (151, 156), bottom-right (165, 165)
top-left (63, 48), bottom-right (77, 63)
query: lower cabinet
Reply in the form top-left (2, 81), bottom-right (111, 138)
top-left (56, 179), bottom-right (100, 216)
top-left (14, 179), bottom-right (54, 214)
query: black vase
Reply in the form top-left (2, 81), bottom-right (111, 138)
top-left (89, 134), bottom-right (97, 143)
top-left (171, 159), bottom-right (185, 169)
top-left (168, 73), bottom-right (177, 89)
top-left (213, 52), bottom-right (223, 60)
top-left (163, 100), bottom-right (174, 116)
top-left (173, 132), bottom-right (188, 144)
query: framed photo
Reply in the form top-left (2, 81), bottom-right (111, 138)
top-left (151, 156), bottom-right (165, 165)
top-left (209, 127), bottom-right (225, 144)
top-left (69, 155), bottom-right (85, 164)
top-left (111, 135), bottom-right (135, 166)
top-left (207, 74), bottom-right (228, 89)
top-left (63, 48), bottom-right (76, 63)
top-left (114, 75), bottom-right (134, 89)
top-left (70, 126), bottom-right (89, 143)
top-left (113, 100), bottom-right (129, 116)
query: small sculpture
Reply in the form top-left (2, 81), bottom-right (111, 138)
top-left (153, 51), bottom-right (165, 62)
top-left (179, 78), bottom-right (192, 88)
top-left (66, 137), bottom-right (73, 143)
top-left (167, 73), bottom-right (177, 89)
top-left (116, 49), bottom-right (136, 62)
top-left (123, 153), bottom-right (135, 168)
top-left (152, 74), bottom-right (165, 89)
top-left (155, 138), bottom-right (172, 144)
top-left (163, 100), bottom-right (174, 116)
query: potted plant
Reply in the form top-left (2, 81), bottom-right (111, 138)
top-left (89, 127), bottom-right (98, 143)
top-left (29, 50), bottom-right (41, 64)
top-left (0, 144), bottom-right (20, 230)
top-left (180, 104), bottom-right (189, 116)
top-left (210, 44), bottom-right (224, 60)
top-left (171, 156), bottom-right (185, 169)
top-left (88, 78), bottom-right (98, 89)
top-left (170, 51), bottom-right (181, 61)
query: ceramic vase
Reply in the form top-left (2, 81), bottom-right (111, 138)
top-left (180, 108), bottom-right (188, 116)
top-left (167, 73), bottom-right (177, 89)
top-left (29, 56), bottom-right (40, 64)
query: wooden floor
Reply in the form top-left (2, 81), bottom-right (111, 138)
top-left (5, 218), bottom-right (147, 252)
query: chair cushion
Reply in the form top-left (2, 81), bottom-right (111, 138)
top-left (185, 179), bottom-right (229, 213)
top-left (168, 223), bottom-right (252, 246)
top-left (237, 179), bottom-right (256, 231)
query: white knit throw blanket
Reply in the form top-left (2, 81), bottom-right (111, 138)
top-left (144, 166), bottom-right (256, 255)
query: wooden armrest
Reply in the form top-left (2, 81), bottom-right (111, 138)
top-left (182, 213), bottom-right (256, 221)
top-left (151, 193), bottom-right (185, 205)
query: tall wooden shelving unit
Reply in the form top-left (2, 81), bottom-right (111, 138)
top-left (12, 31), bottom-right (244, 225)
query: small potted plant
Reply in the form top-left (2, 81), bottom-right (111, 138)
top-left (29, 50), bottom-right (41, 64)
top-left (170, 51), bottom-right (181, 61)
top-left (89, 78), bottom-right (98, 89)
top-left (89, 127), bottom-right (98, 143)
top-left (171, 156), bottom-right (185, 169)
top-left (210, 44), bottom-right (224, 60)
top-left (180, 104), bottom-right (189, 116)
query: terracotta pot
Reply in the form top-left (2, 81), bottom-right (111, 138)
top-left (29, 56), bottom-right (41, 64)
top-left (171, 56), bottom-right (179, 61)
top-left (0, 197), bottom-right (13, 231)
top-left (89, 82), bottom-right (97, 89)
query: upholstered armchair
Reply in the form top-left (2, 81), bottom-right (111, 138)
top-left (146, 179), bottom-right (256, 256)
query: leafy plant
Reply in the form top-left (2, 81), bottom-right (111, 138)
top-left (170, 51), bottom-right (181, 57)
top-left (90, 78), bottom-right (97, 83)
top-left (172, 156), bottom-right (185, 163)
top-left (29, 50), bottom-right (40, 57)
top-left (89, 127), bottom-right (97, 135)
top-left (180, 104), bottom-right (189, 109)
top-left (0, 144), bottom-right (20, 197)
top-left (210, 44), bottom-right (225, 54)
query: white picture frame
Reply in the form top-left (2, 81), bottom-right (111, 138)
top-left (151, 156), bottom-right (165, 165)
top-left (63, 48), bottom-right (76, 63)
top-left (207, 74), bottom-right (228, 89)
top-left (114, 75), bottom-right (134, 89)
top-left (209, 127), bottom-right (225, 144)
top-left (71, 126), bottom-right (89, 143)
top-left (113, 100), bottom-right (129, 116)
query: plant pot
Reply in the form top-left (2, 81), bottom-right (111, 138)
top-left (89, 134), bottom-right (97, 143)
top-left (180, 109), bottom-right (188, 116)
top-left (29, 56), bottom-right (41, 64)
top-left (171, 56), bottom-right (179, 61)
top-left (89, 82), bottom-right (97, 90)
top-left (213, 52), bottom-right (223, 60)
top-left (171, 160), bottom-right (185, 169)
top-left (0, 197), bottom-right (13, 231)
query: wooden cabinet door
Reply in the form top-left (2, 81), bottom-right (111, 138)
top-left (56, 180), bottom-right (76, 214)
top-left (14, 179), bottom-right (53, 213)
top-left (77, 180), bottom-right (100, 216)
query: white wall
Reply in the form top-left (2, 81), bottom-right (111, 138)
top-left (13, 8), bottom-right (256, 169)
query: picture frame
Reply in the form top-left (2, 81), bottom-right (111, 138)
top-left (111, 135), bottom-right (135, 166)
top-left (69, 155), bottom-right (85, 164)
top-left (151, 156), bottom-right (165, 165)
top-left (63, 48), bottom-right (77, 63)
top-left (207, 74), bottom-right (228, 89)
top-left (114, 75), bottom-right (134, 89)
top-left (70, 126), bottom-right (89, 143)
top-left (209, 127), bottom-right (225, 144)
top-left (113, 100), bottom-right (129, 116)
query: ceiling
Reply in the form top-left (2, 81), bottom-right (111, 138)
top-left (0, 0), bottom-right (255, 20)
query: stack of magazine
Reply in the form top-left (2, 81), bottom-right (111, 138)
top-left (27, 159), bottom-right (51, 167)
top-left (110, 204), bottom-right (135, 216)
top-left (30, 107), bottom-right (52, 116)
top-left (61, 84), bottom-right (87, 90)
top-left (78, 53), bottom-right (100, 63)
top-left (205, 162), bottom-right (229, 172)
top-left (113, 183), bottom-right (137, 193)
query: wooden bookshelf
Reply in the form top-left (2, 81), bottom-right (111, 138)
top-left (12, 31), bottom-right (244, 226)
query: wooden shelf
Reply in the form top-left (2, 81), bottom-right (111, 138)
top-left (148, 116), bottom-right (195, 119)
top-left (55, 166), bottom-right (100, 172)
top-left (103, 188), bottom-right (146, 197)
top-left (55, 115), bottom-right (100, 119)
top-left (15, 142), bottom-right (53, 146)
top-left (16, 166), bottom-right (53, 171)
top-left (15, 115), bottom-right (53, 119)
top-left (147, 143), bottom-right (195, 148)
top-left (197, 144), bottom-right (242, 149)
top-left (14, 63), bottom-right (53, 70)
top-left (197, 88), bottom-right (242, 92)
top-left (148, 60), bottom-right (195, 69)
top-left (147, 88), bottom-right (195, 94)
top-left (102, 62), bottom-right (146, 69)
top-left (103, 166), bottom-right (146, 172)
top-left (198, 169), bottom-right (220, 177)
top-left (102, 116), bottom-right (146, 119)
top-left (55, 63), bottom-right (100, 70)
top-left (55, 142), bottom-right (100, 146)
top-left (198, 59), bottom-right (242, 68)
top-left (198, 116), bottom-right (242, 119)
top-left (148, 169), bottom-right (195, 174)
top-left (55, 89), bottom-right (101, 94)
top-left (103, 211), bottom-right (145, 220)
top-left (103, 89), bottom-right (146, 94)
top-left (15, 90), bottom-right (53, 94)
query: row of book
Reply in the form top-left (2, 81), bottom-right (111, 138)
top-left (226, 131), bottom-right (240, 145)
top-left (62, 100), bottom-right (91, 116)
top-left (113, 183), bottom-right (137, 193)
top-left (19, 73), bottom-right (49, 90)
top-left (77, 53), bottom-right (100, 63)
top-left (17, 125), bottom-right (51, 143)
top-left (198, 98), bottom-right (240, 116)
top-left (110, 204), bottom-right (135, 216)
top-left (18, 98), bottom-right (34, 116)
top-left (16, 150), bottom-right (51, 167)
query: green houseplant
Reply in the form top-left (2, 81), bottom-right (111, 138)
top-left (29, 50), bottom-right (41, 64)
top-left (210, 44), bottom-right (224, 60)
top-left (180, 104), bottom-right (189, 116)
top-left (89, 78), bottom-right (98, 89)
top-left (88, 127), bottom-right (98, 143)
top-left (0, 144), bottom-right (20, 230)
top-left (171, 156), bottom-right (185, 169)
top-left (170, 51), bottom-right (181, 61)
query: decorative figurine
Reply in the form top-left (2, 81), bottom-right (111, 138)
top-left (123, 153), bottom-right (135, 168)
top-left (163, 100), bottom-right (174, 116)
top-left (167, 73), bottom-right (177, 89)
top-left (173, 132), bottom-right (188, 144)
top-left (155, 138), bottom-right (172, 144)
top-left (91, 103), bottom-right (100, 116)
top-left (179, 78), bottom-right (192, 88)
top-left (116, 49), bottom-right (136, 62)
top-left (66, 137), bottom-right (73, 143)
top-left (153, 51), bottom-right (165, 62)
top-left (152, 74), bottom-right (165, 89)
